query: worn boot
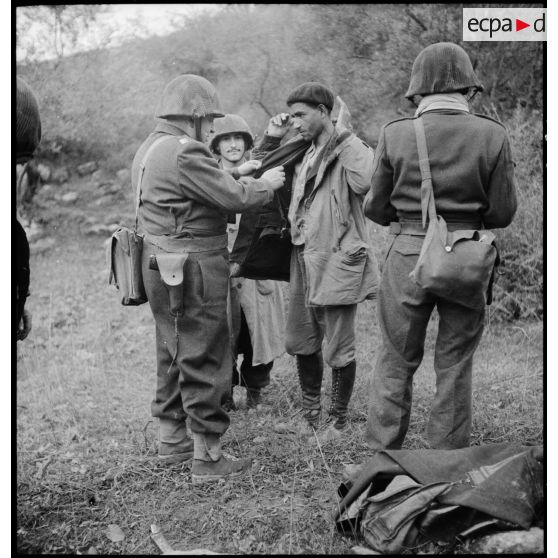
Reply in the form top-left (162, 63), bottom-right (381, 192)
top-left (245, 388), bottom-right (262, 409)
top-left (158, 418), bottom-right (194, 464)
top-left (296, 351), bottom-right (324, 429)
top-left (328, 360), bottom-right (357, 431)
top-left (191, 433), bottom-right (252, 484)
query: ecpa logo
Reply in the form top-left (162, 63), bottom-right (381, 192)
top-left (463, 8), bottom-right (546, 41)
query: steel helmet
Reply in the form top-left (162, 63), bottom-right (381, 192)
top-left (405, 42), bottom-right (484, 100)
top-left (16, 77), bottom-right (42, 164)
top-left (209, 114), bottom-right (254, 153)
top-left (155, 74), bottom-right (225, 119)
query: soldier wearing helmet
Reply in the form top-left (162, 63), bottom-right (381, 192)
top-left (209, 114), bottom-right (286, 411)
top-left (16, 77), bottom-right (42, 342)
top-left (363, 42), bottom-right (517, 450)
top-left (132, 75), bottom-right (285, 483)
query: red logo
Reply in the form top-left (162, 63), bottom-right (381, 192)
top-left (516, 18), bottom-right (530, 31)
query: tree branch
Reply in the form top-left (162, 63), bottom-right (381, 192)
top-left (405, 7), bottom-right (427, 32)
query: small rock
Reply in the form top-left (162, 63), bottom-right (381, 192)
top-left (77, 161), bottom-right (98, 176)
top-left (469, 527), bottom-right (544, 554)
top-left (61, 192), bottom-right (79, 203)
top-left (91, 169), bottom-right (109, 182)
top-left (104, 523), bottom-right (125, 543)
top-left (116, 168), bottom-right (131, 184)
top-left (107, 183), bottom-right (123, 195)
top-left (37, 163), bottom-right (51, 182)
top-left (39, 184), bottom-right (56, 196)
top-left (95, 195), bottom-right (113, 206)
top-left (51, 166), bottom-right (70, 184)
top-left (253, 436), bottom-right (268, 443)
top-left (26, 221), bottom-right (45, 243)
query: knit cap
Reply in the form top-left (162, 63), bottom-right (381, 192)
top-left (16, 77), bottom-right (42, 163)
top-left (286, 82), bottom-right (335, 111)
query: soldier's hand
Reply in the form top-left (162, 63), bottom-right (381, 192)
top-left (266, 113), bottom-right (291, 138)
top-left (237, 159), bottom-right (262, 177)
top-left (17, 308), bottom-right (32, 341)
top-left (334, 96), bottom-right (353, 134)
top-left (261, 165), bottom-right (286, 190)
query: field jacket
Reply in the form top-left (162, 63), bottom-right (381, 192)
top-left (131, 121), bottom-right (274, 239)
top-left (254, 131), bottom-right (379, 306)
top-left (363, 110), bottom-right (517, 228)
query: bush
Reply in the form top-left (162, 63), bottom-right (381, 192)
top-left (490, 108), bottom-right (543, 321)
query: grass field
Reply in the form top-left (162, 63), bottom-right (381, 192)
top-left (16, 191), bottom-right (543, 554)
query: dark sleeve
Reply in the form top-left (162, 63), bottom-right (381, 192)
top-left (363, 127), bottom-right (397, 225)
top-left (252, 134), bottom-right (282, 161)
top-left (177, 141), bottom-right (274, 212)
top-left (482, 135), bottom-right (517, 229)
top-left (15, 219), bottom-right (30, 326)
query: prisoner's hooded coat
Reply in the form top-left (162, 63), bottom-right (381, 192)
top-left (250, 130), bottom-right (379, 306)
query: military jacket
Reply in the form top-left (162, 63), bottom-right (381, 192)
top-left (364, 111), bottom-right (517, 228)
top-left (131, 121), bottom-right (274, 238)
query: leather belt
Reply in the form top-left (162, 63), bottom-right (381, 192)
top-left (144, 233), bottom-right (227, 253)
top-left (389, 221), bottom-right (482, 236)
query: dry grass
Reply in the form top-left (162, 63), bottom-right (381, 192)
top-left (16, 180), bottom-right (543, 554)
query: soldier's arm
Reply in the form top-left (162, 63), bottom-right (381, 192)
top-left (482, 135), bottom-right (517, 229)
top-left (177, 142), bottom-right (274, 212)
top-left (336, 133), bottom-right (375, 196)
top-left (363, 127), bottom-right (397, 225)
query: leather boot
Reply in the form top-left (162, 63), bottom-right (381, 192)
top-left (158, 418), bottom-right (194, 464)
top-left (296, 351), bottom-right (324, 428)
top-left (191, 433), bottom-right (251, 484)
top-left (328, 360), bottom-right (356, 431)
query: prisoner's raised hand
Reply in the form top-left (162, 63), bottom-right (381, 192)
top-left (237, 159), bottom-right (262, 177)
top-left (266, 113), bottom-right (291, 138)
top-left (261, 165), bottom-right (286, 190)
top-left (335, 96), bottom-right (353, 134)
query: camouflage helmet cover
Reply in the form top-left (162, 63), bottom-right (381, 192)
top-left (405, 42), bottom-right (484, 99)
top-left (156, 74), bottom-right (225, 119)
top-left (209, 114), bottom-right (254, 153)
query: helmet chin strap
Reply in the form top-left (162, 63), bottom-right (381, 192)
top-left (194, 116), bottom-right (203, 142)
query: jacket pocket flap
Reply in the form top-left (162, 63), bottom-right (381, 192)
top-left (393, 242), bottom-right (421, 256)
top-left (156, 253), bottom-right (189, 286)
top-left (449, 229), bottom-right (496, 249)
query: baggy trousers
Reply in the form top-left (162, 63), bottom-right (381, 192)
top-left (365, 234), bottom-right (485, 450)
top-left (142, 240), bottom-right (231, 435)
top-left (285, 245), bottom-right (357, 368)
top-left (232, 309), bottom-right (273, 390)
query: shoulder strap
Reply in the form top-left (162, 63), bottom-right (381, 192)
top-left (134, 134), bottom-right (179, 231)
top-left (412, 118), bottom-right (437, 228)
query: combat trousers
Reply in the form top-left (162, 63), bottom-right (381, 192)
top-left (232, 309), bottom-right (273, 390)
top-left (285, 245), bottom-right (357, 368)
top-left (142, 240), bottom-right (231, 436)
top-left (365, 234), bottom-right (485, 450)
